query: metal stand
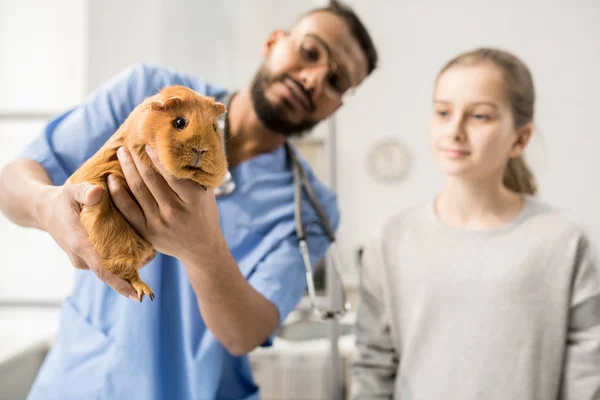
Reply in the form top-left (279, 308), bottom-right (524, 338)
top-left (326, 115), bottom-right (344, 400)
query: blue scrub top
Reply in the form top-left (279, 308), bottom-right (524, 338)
top-left (19, 63), bottom-right (340, 400)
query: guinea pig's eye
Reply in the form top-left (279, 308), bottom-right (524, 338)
top-left (212, 123), bottom-right (218, 134)
top-left (173, 117), bottom-right (188, 130)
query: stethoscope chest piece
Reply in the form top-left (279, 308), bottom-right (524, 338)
top-left (215, 170), bottom-right (235, 197)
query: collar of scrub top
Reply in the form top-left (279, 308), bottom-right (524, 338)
top-left (214, 91), bottom-right (350, 320)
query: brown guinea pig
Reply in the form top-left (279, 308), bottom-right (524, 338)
top-left (67, 85), bottom-right (228, 302)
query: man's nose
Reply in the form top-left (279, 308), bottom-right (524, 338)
top-left (298, 65), bottom-right (328, 101)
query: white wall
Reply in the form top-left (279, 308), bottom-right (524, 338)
top-left (0, 0), bottom-right (88, 112)
top-left (86, 0), bottom-right (326, 90)
top-left (0, 0), bottom-right (88, 302)
top-left (87, 0), bottom-right (162, 91)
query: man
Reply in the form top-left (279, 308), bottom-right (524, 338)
top-left (0, 1), bottom-right (378, 399)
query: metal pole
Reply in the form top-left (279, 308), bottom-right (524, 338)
top-left (327, 115), bottom-right (344, 400)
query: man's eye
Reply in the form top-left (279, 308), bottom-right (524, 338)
top-left (300, 45), bottom-right (320, 62)
top-left (173, 117), bottom-right (188, 130)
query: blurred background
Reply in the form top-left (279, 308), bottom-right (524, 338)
top-left (1, 0), bottom-right (598, 399)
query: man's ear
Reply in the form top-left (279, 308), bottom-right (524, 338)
top-left (509, 122), bottom-right (533, 158)
top-left (151, 96), bottom-right (183, 112)
top-left (262, 29), bottom-right (287, 57)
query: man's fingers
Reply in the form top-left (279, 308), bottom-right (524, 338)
top-left (144, 145), bottom-right (197, 202)
top-left (128, 146), bottom-right (178, 205)
top-left (70, 182), bottom-right (104, 205)
top-left (68, 253), bottom-right (90, 270)
top-left (68, 231), bottom-right (138, 301)
top-left (81, 246), bottom-right (138, 300)
top-left (117, 147), bottom-right (159, 215)
top-left (107, 174), bottom-right (146, 231)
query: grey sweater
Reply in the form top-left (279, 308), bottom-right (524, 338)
top-left (351, 197), bottom-right (600, 400)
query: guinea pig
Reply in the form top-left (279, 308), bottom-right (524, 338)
top-left (67, 85), bottom-right (228, 302)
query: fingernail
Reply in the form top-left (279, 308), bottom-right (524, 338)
top-left (117, 147), bottom-right (124, 157)
top-left (145, 145), bottom-right (154, 156)
top-left (129, 294), bottom-right (139, 302)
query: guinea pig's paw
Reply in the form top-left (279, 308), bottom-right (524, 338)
top-left (131, 279), bottom-right (155, 302)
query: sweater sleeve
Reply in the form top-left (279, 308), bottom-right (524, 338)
top-left (350, 232), bottom-right (399, 399)
top-left (560, 233), bottom-right (600, 400)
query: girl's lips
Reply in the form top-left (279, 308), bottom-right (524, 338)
top-left (442, 149), bottom-right (471, 158)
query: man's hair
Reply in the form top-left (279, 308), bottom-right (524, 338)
top-left (301, 0), bottom-right (378, 75)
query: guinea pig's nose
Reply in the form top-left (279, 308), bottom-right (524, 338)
top-left (193, 149), bottom-right (207, 167)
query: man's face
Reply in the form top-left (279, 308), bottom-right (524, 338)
top-left (250, 11), bottom-right (369, 136)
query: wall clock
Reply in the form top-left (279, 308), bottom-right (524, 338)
top-left (366, 138), bottom-right (410, 182)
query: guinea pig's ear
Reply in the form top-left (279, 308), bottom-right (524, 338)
top-left (151, 96), bottom-right (183, 112)
top-left (212, 102), bottom-right (226, 116)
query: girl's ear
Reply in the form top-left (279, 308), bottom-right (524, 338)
top-left (509, 122), bottom-right (533, 158)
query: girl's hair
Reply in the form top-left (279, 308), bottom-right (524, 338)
top-left (437, 48), bottom-right (538, 195)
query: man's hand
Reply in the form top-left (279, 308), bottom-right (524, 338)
top-left (108, 146), bottom-right (225, 265)
top-left (36, 181), bottom-right (139, 301)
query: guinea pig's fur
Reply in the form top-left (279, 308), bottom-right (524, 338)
top-left (67, 85), bottom-right (227, 301)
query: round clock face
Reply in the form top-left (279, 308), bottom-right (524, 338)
top-left (367, 138), bottom-right (410, 182)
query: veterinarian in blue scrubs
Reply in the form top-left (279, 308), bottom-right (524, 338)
top-left (0, 2), bottom-right (378, 399)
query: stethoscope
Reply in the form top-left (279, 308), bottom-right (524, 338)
top-left (214, 92), bottom-right (350, 320)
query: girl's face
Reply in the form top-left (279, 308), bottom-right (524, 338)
top-left (429, 63), bottom-right (530, 183)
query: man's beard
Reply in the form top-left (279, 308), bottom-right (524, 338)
top-left (250, 66), bottom-right (319, 137)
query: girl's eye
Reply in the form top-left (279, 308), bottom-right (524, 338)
top-left (436, 110), bottom-right (449, 117)
top-left (173, 117), bottom-right (188, 130)
top-left (473, 114), bottom-right (490, 120)
top-left (212, 123), bottom-right (218, 134)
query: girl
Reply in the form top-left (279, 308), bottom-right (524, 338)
top-left (350, 48), bottom-right (600, 400)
